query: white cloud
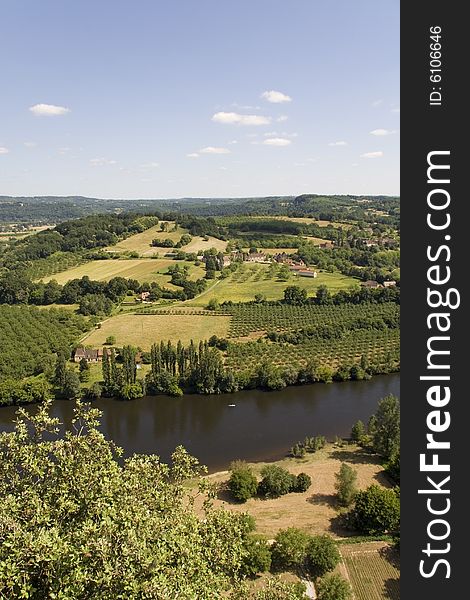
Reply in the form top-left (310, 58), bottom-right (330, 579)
top-left (391, 107), bottom-right (400, 113)
top-left (371, 99), bottom-right (383, 107)
top-left (263, 138), bottom-right (291, 147)
top-left (186, 153), bottom-right (199, 158)
top-left (328, 141), bottom-right (347, 147)
top-left (0, 147), bottom-right (9, 155)
top-left (140, 162), bottom-right (160, 169)
top-left (228, 140), bottom-right (238, 145)
top-left (261, 90), bottom-right (292, 103)
top-left (200, 146), bottom-right (230, 154)
top-left (90, 157), bottom-right (117, 166)
top-left (29, 103), bottom-right (70, 116)
top-left (277, 115), bottom-right (288, 122)
top-left (212, 112), bottom-right (271, 126)
top-left (360, 151), bottom-right (383, 159)
top-left (370, 128), bottom-right (397, 136)
top-left (23, 141), bottom-right (37, 148)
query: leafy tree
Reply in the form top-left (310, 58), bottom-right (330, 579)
top-left (254, 293), bottom-right (267, 303)
top-left (385, 452), bottom-right (400, 484)
top-left (228, 462), bottom-right (258, 503)
top-left (294, 472), bottom-right (312, 493)
top-left (305, 534), bottom-right (340, 579)
top-left (283, 285), bottom-right (308, 306)
top-left (79, 357), bottom-right (89, 373)
top-left (54, 352), bottom-right (67, 388)
top-left (372, 395), bottom-right (400, 459)
top-left (207, 298), bottom-right (220, 311)
top-left (315, 285), bottom-right (331, 305)
top-left (350, 420), bottom-right (366, 443)
top-left (85, 382), bottom-right (102, 400)
top-left (62, 369), bottom-right (82, 400)
top-left (258, 465), bottom-right (296, 499)
top-left (119, 382), bottom-right (144, 401)
top-left (0, 400), bottom-right (255, 599)
top-left (316, 574), bottom-right (352, 600)
top-left (351, 484), bottom-right (400, 534)
top-left (240, 534), bottom-right (272, 577)
top-left (271, 527), bottom-right (311, 571)
top-left (105, 335), bottom-right (116, 345)
top-left (334, 463), bottom-right (358, 507)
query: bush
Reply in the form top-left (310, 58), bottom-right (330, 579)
top-left (290, 443), bottom-right (306, 458)
top-left (271, 527), bottom-right (311, 571)
top-left (350, 484), bottom-right (400, 535)
top-left (334, 463), bottom-right (358, 507)
top-left (228, 463), bottom-right (258, 503)
top-left (294, 473), bottom-right (311, 493)
top-left (249, 576), bottom-right (307, 600)
top-left (258, 465), bottom-right (296, 499)
top-left (316, 574), bottom-right (352, 600)
top-left (350, 420), bottom-right (366, 443)
top-left (240, 534), bottom-right (272, 577)
top-left (105, 335), bottom-right (116, 345)
top-left (305, 534), bottom-right (340, 579)
top-left (385, 452), bottom-right (400, 484)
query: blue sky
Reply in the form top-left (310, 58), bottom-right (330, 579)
top-left (0, 0), bottom-right (399, 199)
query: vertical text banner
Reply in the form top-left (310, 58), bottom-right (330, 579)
top-left (401, 2), bottom-right (467, 598)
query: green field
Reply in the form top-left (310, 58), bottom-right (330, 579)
top-left (185, 263), bottom-right (358, 306)
top-left (107, 222), bottom-right (227, 256)
top-left (82, 313), bottom-right (231, 349)
top-left (40, 258), bottom-right (206, 285)
top-left (108, 222), bottom-right (184, 256)
top-left (341, 543), bottom-right (400, 600)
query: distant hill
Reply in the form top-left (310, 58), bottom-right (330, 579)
top-left (0, 194), bottom-right (399, 224)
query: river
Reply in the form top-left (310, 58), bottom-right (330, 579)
top-left (0, 374), bottom-right (399, 472)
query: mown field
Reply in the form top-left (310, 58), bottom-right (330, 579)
top-left (340, 542), bottom-right (400, 600)
top-left (107, 222), bottom-right (227, 256)
top-left (185, 263), bottom-right (358, 306)
top-left (83, 313), bottom-right (231, 348)
top-left (108, 222), bottom-right (184, 255)
top-left (200, 445), bottom-right (391, 538)
top-left (40, 258), bottom-right (206, 285)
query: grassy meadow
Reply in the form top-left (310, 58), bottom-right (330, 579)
top-left (201, 444), bottom-right (391, 538)
top-left (40, 258), bottom-right (206, 285)
top-left (107, 222), bottom-right (227, 256)
top-left (82, 313), bottom-right (231, 349)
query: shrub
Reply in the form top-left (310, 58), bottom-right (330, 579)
top-left (290, 443), bottom-right (306, 459)
top-left (316, 574), bottom-right (352, 600)
top-left (258, 465), bottom-right (296, 499)
top-left (294, 473), bottom-right (312, 493)
top-left (105, 335), bottom-right (116, 345)
top-left (334, 463), bottom-right (358, 507)
top-left (248, 576), bottom-right (307, 600)
top-left (271, 527), bottom-right (311, 571)
top-left (350, 484), bottom-right (400, 535)
top-left (305, 535), bottom-right (340, 579)
top-left (228, 463), bottom-right (258, 503)
top-left (240, 534), bottom-right (272, 577)
top-left (350, 420), bottom-right (366, 443)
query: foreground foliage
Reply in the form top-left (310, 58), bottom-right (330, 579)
top-left (0, 401), bottom-right (255, 599)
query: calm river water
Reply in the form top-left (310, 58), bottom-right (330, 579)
top-left (0, 374), bottom-right (399, 472)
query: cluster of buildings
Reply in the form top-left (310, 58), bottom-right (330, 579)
top-left (214, 250), bottom-right (318, 278)
top-left (361, 280), bottom-right (397, 289)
